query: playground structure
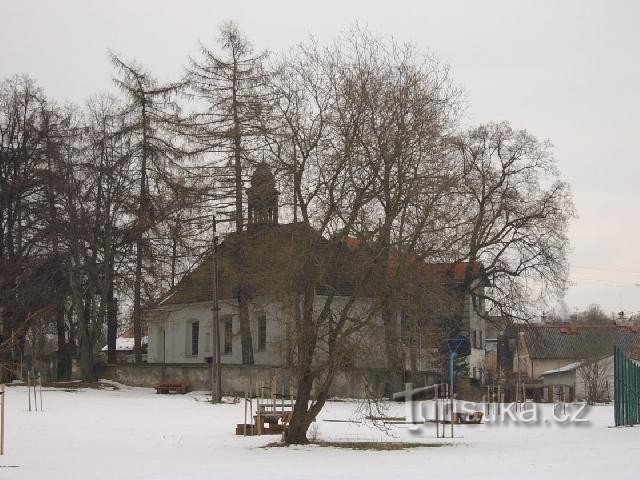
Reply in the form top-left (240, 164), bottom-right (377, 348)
top-left (432, 383), bottom-right (484, 438)
top-left (614, 346), bottom-right (640, 427)
top-left (485, 382), bottom-right (574, 406)
top-left (236, 377), bottom-right (296, 436)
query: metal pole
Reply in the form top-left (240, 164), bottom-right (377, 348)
top-left (211, 215), bottom-right (222, 404)
top-left (449, 351), bottom-right (457, 390)
top-left (449, 351), bottom-right (457, 438)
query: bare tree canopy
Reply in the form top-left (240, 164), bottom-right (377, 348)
top-left (0, 23), bottom-right (575, 446)
top-left (451, 122), bottom-right (575, 321)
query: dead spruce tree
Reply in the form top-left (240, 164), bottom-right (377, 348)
top-left (185, 22), bottom-right (272, 364)
top-left (111, 54), bottom-right (184, 363)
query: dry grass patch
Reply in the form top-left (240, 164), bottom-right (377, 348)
top-left (264, 440), bottom-right (452, 450)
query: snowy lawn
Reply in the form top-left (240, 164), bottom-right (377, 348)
top-left (2, 383), bottom-right (639, 479)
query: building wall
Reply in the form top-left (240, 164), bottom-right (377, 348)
top-left (99, 363), bottom-right (390, 398)
top-left (146, 292), bottom-right (486, 382)
top-left (541, 369), bottom-right (576, 389)
top-left (147, 299), bottom-right (287, 366)
top-left (515, 334), bottom-right (576, 380)
top-left (541, 356), bottom-right (615, 401)
top-left (146, 295), bottom-right (391, 369)
top-left (531, 359), bottom-right (575, 380)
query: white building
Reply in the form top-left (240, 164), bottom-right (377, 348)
top-left (145, 163), bottom-right (487, 391)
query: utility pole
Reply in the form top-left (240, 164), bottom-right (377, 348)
top-left (211, 215), bottom-right (222, 403)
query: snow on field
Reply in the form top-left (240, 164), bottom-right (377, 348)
top-left (1, 383), bottom-right (639, 479)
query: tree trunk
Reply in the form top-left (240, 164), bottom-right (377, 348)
top-left (78, 335), bottom-right (96, 382)
top-left (238, 294), bottom-right (254, 365)
top-left (285, 372), bottom-right (314, 445)
top-left (78, 297), bottom-right (96, 381)
top-left (285, 262), bottom-right (320, 445)
top-left (133, 101), bottom-right (148, 365)
top-left (55, 300), bottom-right (71, 380)
top-left (107, 288), bottom-right (117, 364)
top-left (231, 56), bottom-right (254, 365)
top-left (381, 301), bottom-right (404, 393)
top-left (236, 240), bottom-right (254, 365)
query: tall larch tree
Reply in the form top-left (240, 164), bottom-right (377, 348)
top-left (185, 22), bottom-right (272, 365)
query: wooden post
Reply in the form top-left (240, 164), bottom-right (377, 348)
top-left (256, 381), bottom-right (260, 435)
top-left (39, 375), bottom-right (43, 412)
top-left (27, 371), bottom-right (32, 412)
top-left (271, 376), bottom-right (276, 412)
top-left (244, 380), bottom-right (248, 436)
top-left (490, 385), bottom-right (494, 415)
top-left (434, 384), bottom-right (439, 438)
top-left (257, 381), bottom-right (263, 435)
top-left (290, 381), bottom-right (294, 409)
top-left (1, 384), bottom-right (4, 455)
top-left (248, 380), bottom-right (253, 434)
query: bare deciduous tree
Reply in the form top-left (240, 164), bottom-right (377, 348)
top-left (269, 29), bottom-right (462, 443)
top-left (451, 122), bottom-right (575, 322)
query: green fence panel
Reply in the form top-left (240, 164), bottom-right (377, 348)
top-left (614, 346), bottom-right (640, 427)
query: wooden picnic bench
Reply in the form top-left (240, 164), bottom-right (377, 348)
top-left (155, 382), bottom-right (189, 395)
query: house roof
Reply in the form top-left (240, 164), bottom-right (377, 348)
top-left (522, 324), bottom-right (640, 360)
top-left (542, 362), bottom-right (581, 376)
top-left (153, 221), bottom-right (488, 308)
top-left (155, 222), bottom-right (341, 306)
top-left (343, 238), bottom-right (487, 287)
top-left (418, 262), bottom-right (486, 285)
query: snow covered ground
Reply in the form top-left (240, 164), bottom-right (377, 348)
top-left (2, 383), bottom-right (639, 479)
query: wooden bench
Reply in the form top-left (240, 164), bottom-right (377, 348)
top-left (155, 383), bottom-right (189, 395)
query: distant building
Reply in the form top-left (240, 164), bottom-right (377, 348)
top-left (101, 326), bottom-right (148, 363)
top-left (515, 324), bottom-right (640, 380)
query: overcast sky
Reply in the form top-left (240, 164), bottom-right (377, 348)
top-left (3, 0), bottom-right (639, 316)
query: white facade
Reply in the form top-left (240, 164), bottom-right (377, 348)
top-left (147, 299), bottom-right (287, 365)
top-left (146, 292), bottom-right (486, 382)
top-left (541, 356), bottom-right (618, 402)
